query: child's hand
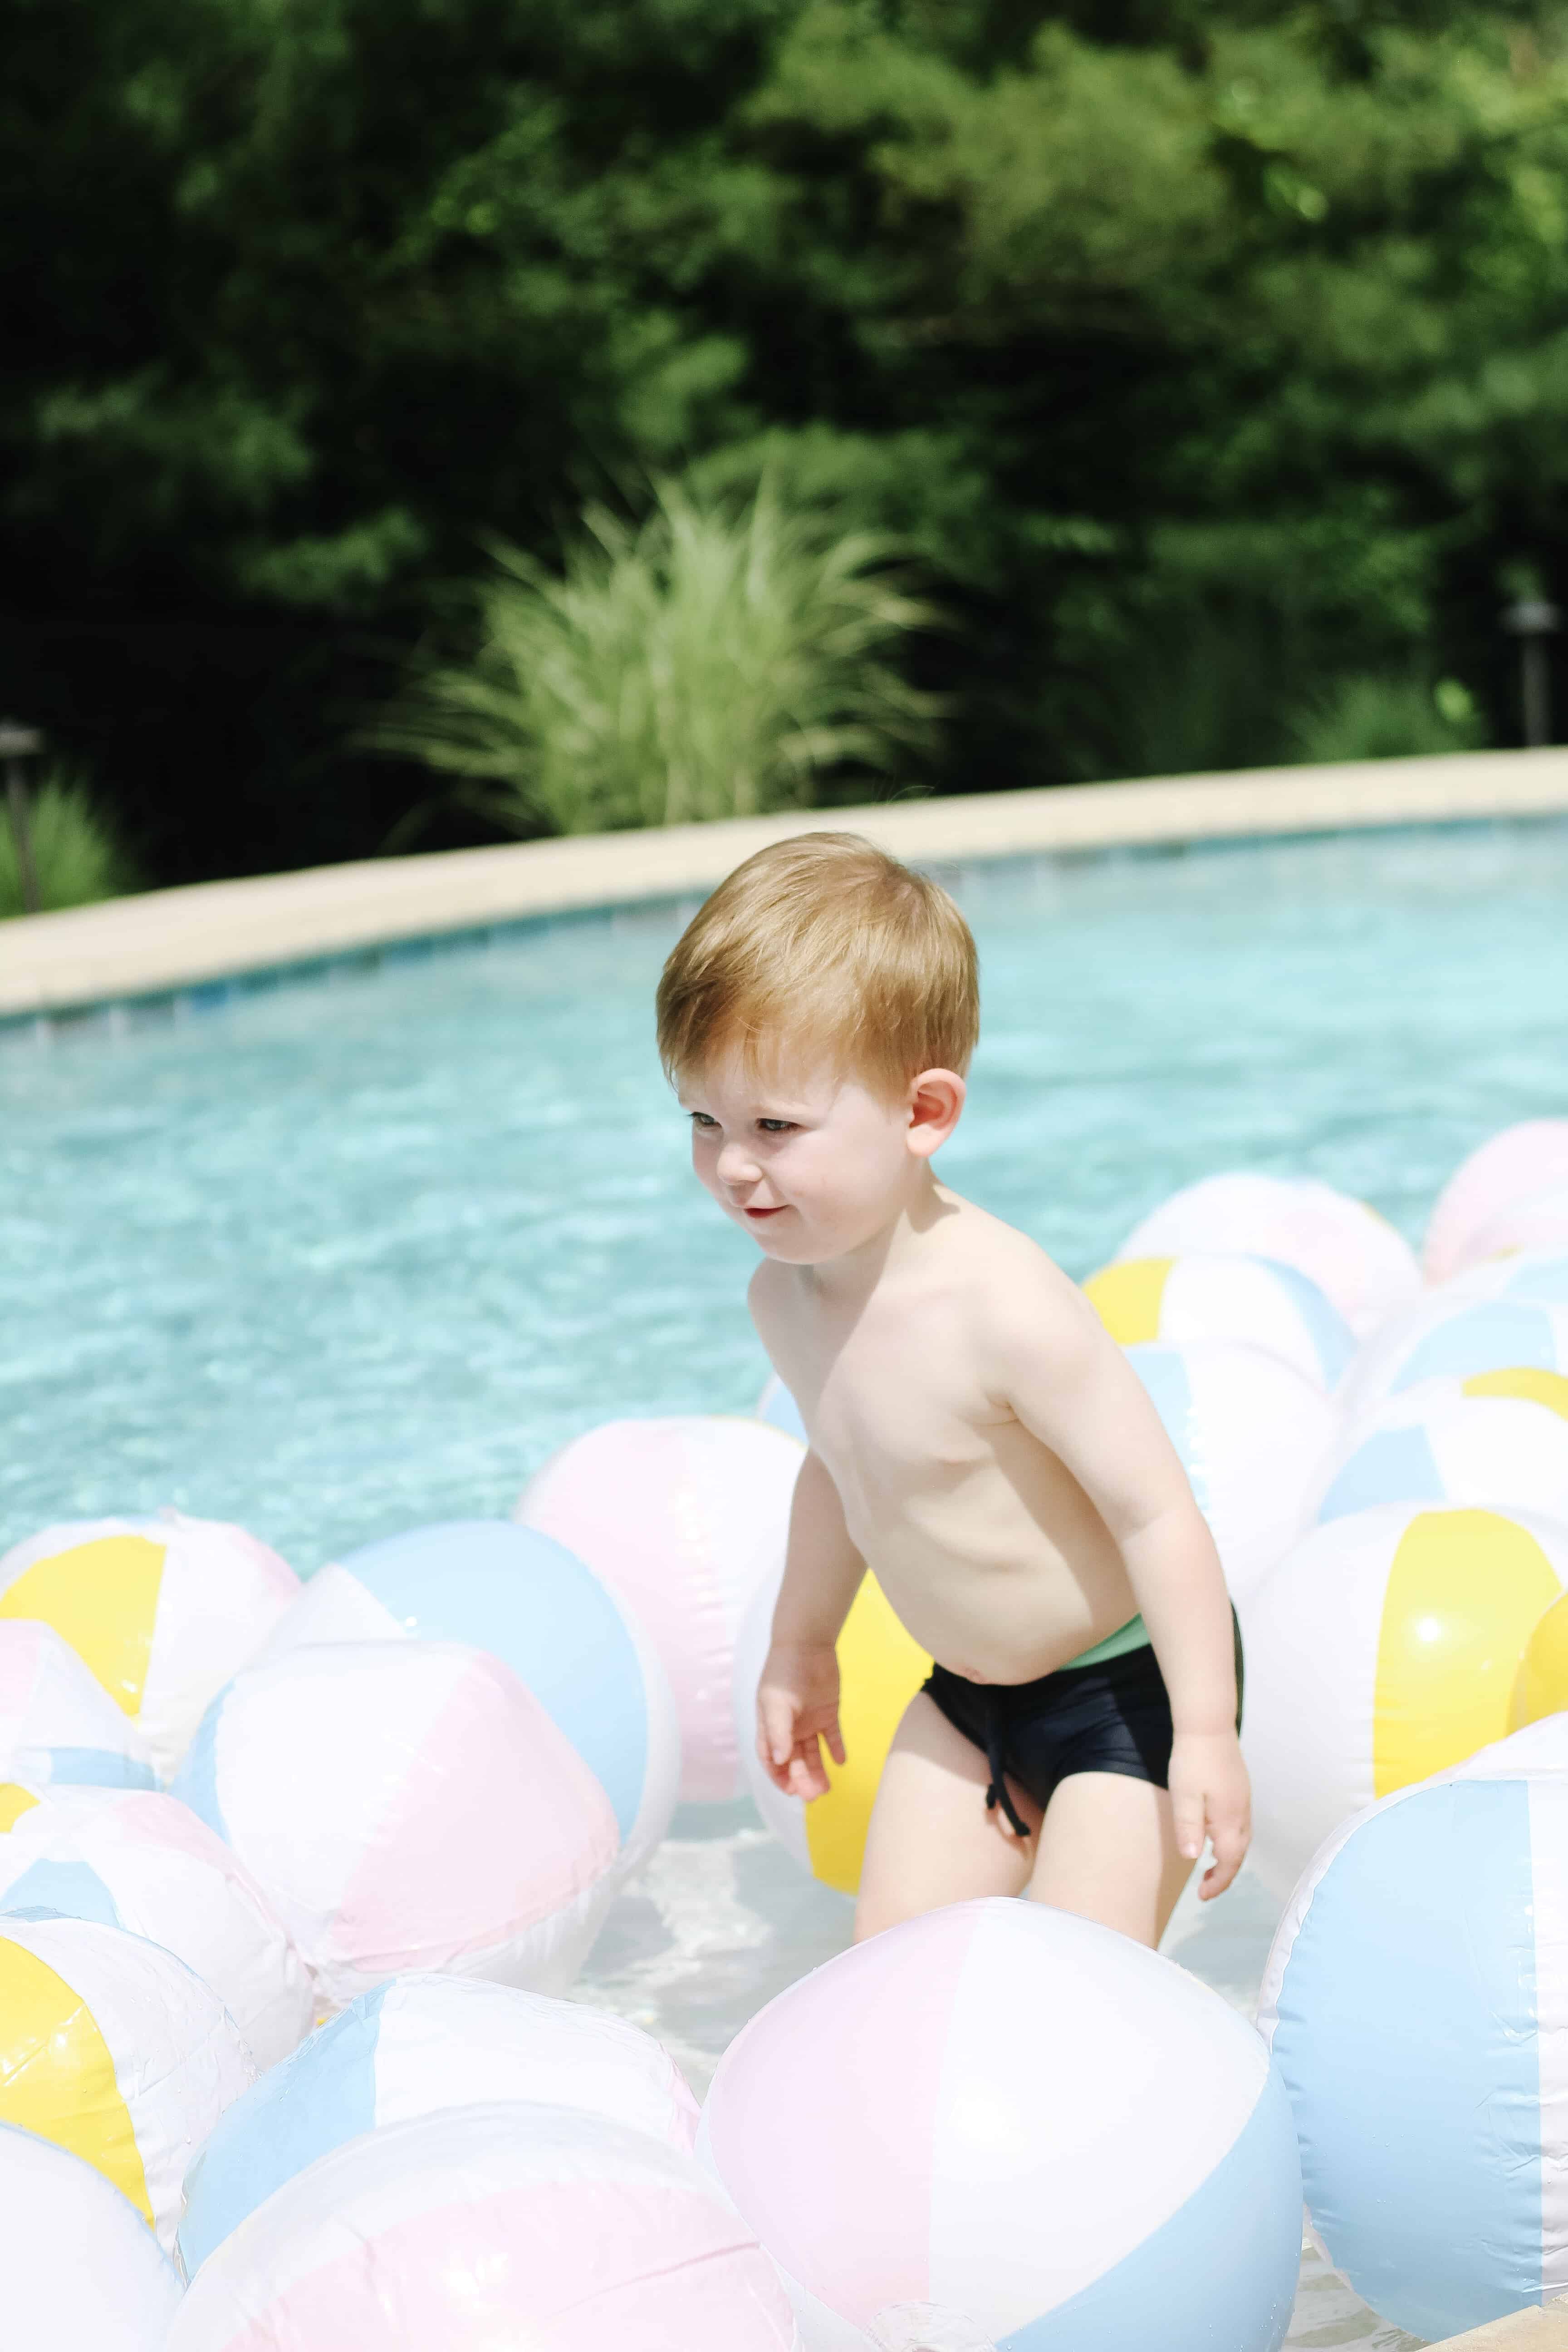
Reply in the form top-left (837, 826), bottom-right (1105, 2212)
top-left (1169, 1729), bottom-right (1251, 1900)
top-left (757, 1641), bottom-right (846, 1799)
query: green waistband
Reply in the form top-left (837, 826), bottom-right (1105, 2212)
top-left (1064, 1612), bottom-right (1151, 1669)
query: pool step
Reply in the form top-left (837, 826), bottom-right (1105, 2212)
top-left (1434, 2298), bottom-right (1568, 2349)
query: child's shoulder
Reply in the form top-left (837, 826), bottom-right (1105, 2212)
top-left (937, 1192), bottom-right (1086, 1310)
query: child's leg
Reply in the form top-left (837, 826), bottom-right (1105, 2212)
top-left (854, 1691), bottom-right (1040, 1942)
top-left (1025, 1770), bottom-right (1192, 1947)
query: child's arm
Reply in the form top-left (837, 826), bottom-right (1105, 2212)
top-left (992, 1269), bottom-right (1250, 1900)
top-left (756, 1449), bottom-right (867, 1800)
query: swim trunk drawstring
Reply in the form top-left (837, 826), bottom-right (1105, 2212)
top-left (983, 1713), bottom-right (1031, 1840)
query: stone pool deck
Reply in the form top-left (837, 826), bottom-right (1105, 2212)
top-left (4, 745), bottom-right (1568, 1019)
top-left (1435, 2300), bottom-right (1568, 2347)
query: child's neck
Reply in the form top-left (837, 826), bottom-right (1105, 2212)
top-left (803, 1167), bottom-right (951, 1307)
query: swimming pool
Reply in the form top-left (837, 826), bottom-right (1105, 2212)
top-left (4, 815), bottom-right (1563, 2348)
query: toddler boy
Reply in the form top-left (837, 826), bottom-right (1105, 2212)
top-left (657, 832), bottom-right (1248, 1945)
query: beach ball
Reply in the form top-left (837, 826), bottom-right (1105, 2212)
top-left (1339, 1249), bottom-right (1568, 1420)
top-left (1086, 1252), bottom-right (1354, 1392)
top-left (1114, 1170), bottom-right (1419, 1338)
top-left (1424, 1118), bottom-right (1568, 1282)
top-left (263, 1519), bottom-right (677, 1882)
top-left (1259, 1763), bottom-right (1568, 2340)
top-left (0, 1783), bottom-right (310, 2067)
top-left (701, 1896), bottom-right (1301, 2352)
top-left (1468, 1178), bottom-right (1568, 1265)
top-left (734, 1561), bottom-right (929, 1895)
top-left (1127, 1340), bottom-right (1336, 1599)
top-left (180, 1975), bottom-right (700, 2275)
top-left (0, 1620), bottom-right (155, 1789)
top-left (171, 1638), bottom-right (623, 2011)
top-left (1512, 1589), bottom-right (1568, 1729)
top-left (168, 2102), bottom-right (799, 2352)
top-left (0, 1512), bottom-right (298, 1779)
top-left (758, 1374), bottom-right (808, 1443)
top-left (515, 1416), bottom-right (804, 1803)
top-left (0, 2120), bottom-right (182, 2351)
top-left (1313, 1371), bottom-right (1568, 1526)
top-left (0, 1910), bottom-right (252, 2251)
top-left (1243, 1502), bottom-right (1568, 1898)
top-left (1451, 1711), bottom-right (1568, 1777)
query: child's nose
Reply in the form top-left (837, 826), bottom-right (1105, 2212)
top-left (717, 1142), bottom-right (761, 1188)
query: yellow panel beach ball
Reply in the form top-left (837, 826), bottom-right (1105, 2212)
top-left (1243, 1501), bottom-right (1568, 1899)
top-left (1086, 1252), bottom-right (1355, 1392)
top-left (0, 1911), bottom-right (253, 2252)
top-left (1512, 1588), bottom-right (1568, 1730)
top-left (0, 1513), bottom-right (299, 1779)
top-left (733, 1563), bottom-right (929, 1896)
top-left (0, 2119), bottom-right (182, 2351)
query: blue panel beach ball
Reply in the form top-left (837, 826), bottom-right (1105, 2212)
top-left (1259, 1764), bottom-right (1568, 2342)
top-left (1314, 1370), bottom-right (1568, 1525)
top-left (179, 1973), bottom-right (699, 2277)
top-left (1340, 1250), bottom-right (1568, 1421)
top-left (263, 1521), bottom-right (679, 1878)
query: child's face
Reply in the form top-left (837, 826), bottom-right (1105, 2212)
top-left (678, 1045), bottom-right (961, 1264)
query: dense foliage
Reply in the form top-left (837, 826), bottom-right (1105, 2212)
top-left (8, 0), bottom-right (1568, 878)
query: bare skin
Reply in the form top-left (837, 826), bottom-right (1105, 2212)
top-left (679, 1046), bottom-right (1250, 1949)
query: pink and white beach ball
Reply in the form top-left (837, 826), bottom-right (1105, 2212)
top-left (1424, 1120), bottom-right (1568, 1283)
top-left (180, 1975), bottom-right (699, 2276)
top-left (0, 1512), bottom-right (299, 1779)
top-left (1114, 1171), bottom-right (1419, 1339)
top-left (700, 1897), bottom-right (1302, 2352)
top-left (1127, 1340), bottom-right (1336, 1600)
top-left (0, 1783), bottom-right (311, 2067)
top-left (515, 1416), bottom-right (805, 1803)
top-left (0, 1620), bottom-right (156, 1791)
top-left (0, 2120), bottom-right (182, 2352)
top-left (1465, 1179), bottom-right (1568, 1267)
top-left (170, 1639), bottom-right (623, 2012)
top-left (168, 2103), bottom-right (800, 2352)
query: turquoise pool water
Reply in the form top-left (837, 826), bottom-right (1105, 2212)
top-left (3, 818), bottom-right (1567, 1569)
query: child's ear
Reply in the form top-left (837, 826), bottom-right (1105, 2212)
top-left (906, 1069), bottom-right (966, 1158)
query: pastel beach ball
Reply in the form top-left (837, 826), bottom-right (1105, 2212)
top-left (168, 2102), bottom-right (800, 2352)
top-left (0, 1512), bottom-right (299, 1779)
top-left (700, 1896), bottom-right (1302, 2352)
top-left (0, 1782), bottom-right (311, 2068)
top-left (515, 1415), bottom-right (805, 1803)
top-left (758, 1373), bottom-right (809, 1443)
top-left (1242, 1502), bottom-right (1568, 1899)
top-left (1468, 1178), bottom-right (1568, 1265)
top-left (0, 1910), bottom-right (252, 2252)
top-left (1127, 1340), bottom-right (1336, 1600)
top-left (179, 1974), bottom-right (700, 2276)
top-left (171, 1638), bottom-right (624, 2011)
top-left (0, 1619), bottom-right (156, 1790)
top-left (1313, 1369), bottom-right (1568, 1527)
top-left (263, 1519), bottom-right (677, 1882)
top-left (1339, 1255), bottom-right (1568, 1421)
top-left (1259, 1762), bottom-right (1568, 2340)
top-left (734, 1560), bottom-right (929, 1896)
top-left (0, 2120), bottom-right (182, 2352)
top-left (1424, 1118), bottom-right (1568, 1282)
top-left (1086, 1251), bottom-right (1354, 1392)
top-left (1511, 1588), bottom-right (1568, 1729)
top-left (1113, 1170), bottom-right (1420, 1339)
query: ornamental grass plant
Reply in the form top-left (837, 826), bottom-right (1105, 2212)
top-left (382, 479), bottom-right (942, 836)
top-left (0, 772), bottom-right (135, 919)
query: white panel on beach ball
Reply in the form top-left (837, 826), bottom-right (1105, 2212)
top-left (0, 1911), bottom-right (252, 2252)
top-left (757, 1373), bottom-right (809, 1443)
top-left (1085, 1252), bottom-right (1354, 1392)
top-left (0, 1621), bottom-right (156, 1790)
top-left (1242, 1503), bottom-right (1568, 1900)
top-left (700, 1897), bottom-right (1301, 2352)
top-left (168, 2102), bottom-right (800, 2352)
top-left (1114, 1170), bottom-right (1419, 1338)
top-left (515, 1416), bottom-right (804, 1803)
top-left (1259, 1764), bottom-right (1568, 2341)
top-left (1424, 1119), bottom-right (1568, 1283)
top-left (1313, 1372), bottom-right (1568, 1526)
top-left (179, 1974), bottom-right (700, 2275)
top-left (0, 2120), bottom-right (182, 2351)
top-left (0, 1512), bottom-right (299, 1779)
top-left (170, 1639), bottom-right (622, 2012)
top-left (1467, 1178), bottom-right (1568, 1265)
top-left (262, 1519), bottom-right (677, 1881)
top-left (0, 1783), bottom-right (311, 2068)
top-left (1340, 1289), bottom-right (1568, 1425)
top-left (1127, 1341), bottom-right (1335, 1600)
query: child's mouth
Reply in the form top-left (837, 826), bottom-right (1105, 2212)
top-left (745, 1205), bottom-right (788, 1220)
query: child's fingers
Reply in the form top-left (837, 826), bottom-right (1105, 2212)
top-left (1200, 1804), bottom-right (1250, 1900)
top-left (1171, 1784), bottom-right (1206, 1865)
top-left (757, 1689), bottom-right (797, 1771)
top-left (825, 1721), bottom-right (846, 1768)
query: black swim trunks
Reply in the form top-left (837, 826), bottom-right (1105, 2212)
top-left (922, 1614), bottom-right (1244, 1838)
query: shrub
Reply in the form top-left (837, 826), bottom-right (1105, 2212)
top-left (0, 771), bottom-right (136, 919)
top-left (1288, 676), bottom-right (1486, 766)
top-left (381, 478), bottom-right (943, 835)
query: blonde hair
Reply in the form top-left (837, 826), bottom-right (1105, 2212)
top-left (656, 832), bottom-right (979, 1098)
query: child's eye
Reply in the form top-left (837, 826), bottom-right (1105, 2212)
top-left (689, 1112), bottom-right (720, 1131)
top-left (757, 1119), bottom-right (795, 1134)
